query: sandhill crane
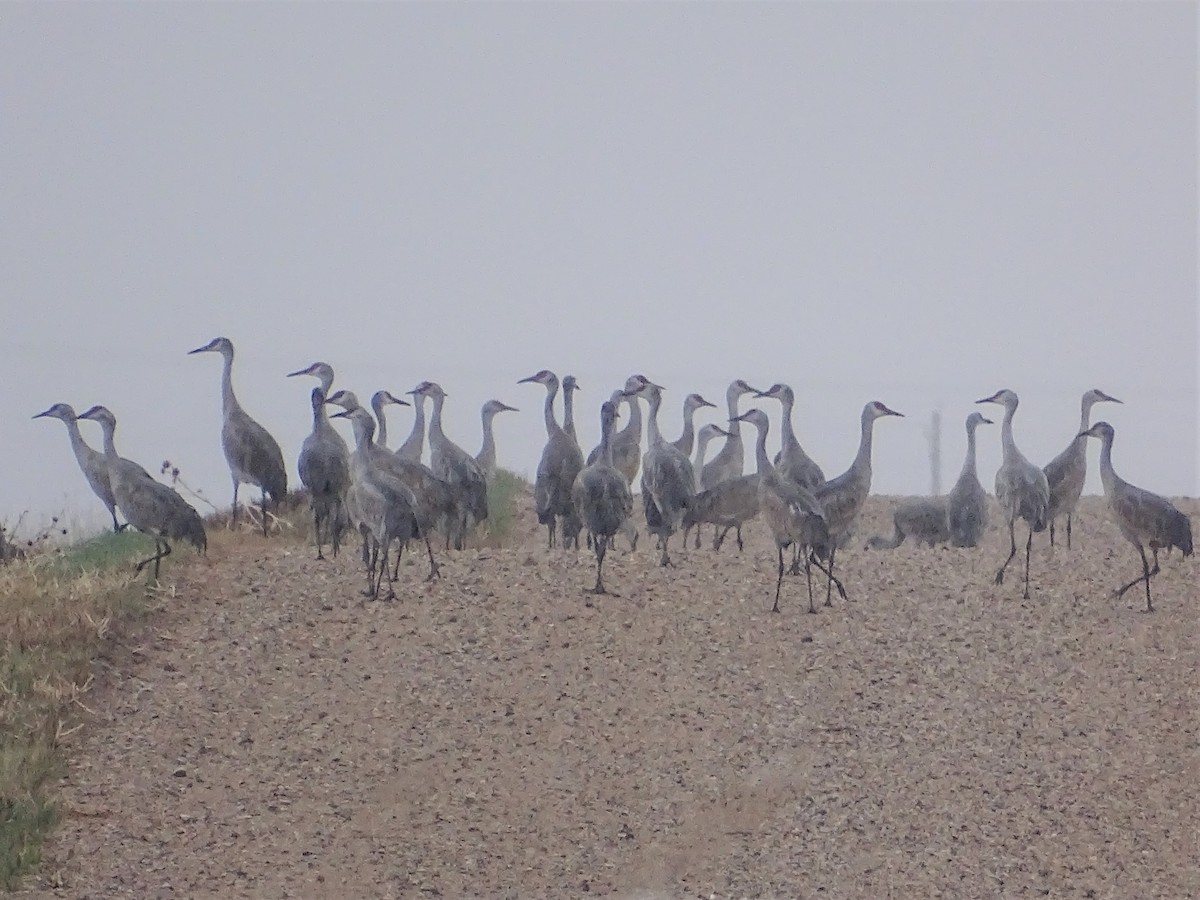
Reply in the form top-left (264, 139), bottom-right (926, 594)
top-left (977, 389), bottom-right (1049, 599)
top-left (684, 423), bottom-right (728, 548)
top-left (411, 381), bottom-right (488, 550)
top-left (1044, 389), bottom-right (1122, 548)
top-left (33, 403), bottom-right (123, 532)
top-left (756, 383), bottom-right (825, 490)
top-left (670, 393), bottom-right (718, 457)
top-left (1081, 421), bottom-right (1193, 611)
top-left (700, 379), bottom-right (761, 489)
top-left (396, 388), bottom-right (426, 464)
top-left (685, 409), bottom-right (771, 553)
top-left (518, 370), bottom-right (584, 549)
top-left (287, 361), bottom-right (336, 395)
top-left (327, 390), bottom-right (447, 580)
top-left (588, 375), bottom-right (654, 484)
top-left (628, 380), bottom-right (694, 566)
top-left (77, 406), bottom-right (206, 580)
top-left (331, 406), bottom-right (420, 600)
top-left (476, 400), bottom-right (519, 482)
top-left (811, 401), bottom-right (905, 606)
top-left (189, 337), bottom-right (287, 535)
top-left (947, 411), bottom-right (992, 548)
top-left (561, 375), bottom-right (580, 444)
top-left (294, 387), bottom-right (350, 560)
top-left (866, 498), bottom-right (950, 550)
top-left (572, 400), bottom-right (634, 595)
top-left (725, 408), bottom-right (828, 613)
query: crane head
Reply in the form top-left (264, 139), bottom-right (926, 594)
top-left (1078, 421), bottom-right (1115, 442)
top-left (976, 389), bottom-right (1017, 408)
top-left (867, 401), bottom-right (904, 419)
top-left (755, 383), bottom-right (793, 404)
top-left (1084, 388), bottom-right (1122, 407)
top-left (482, 400), bottom-right (518, 417)
top-left (325, 390), bottom-right (361, 411)
top-left (965, 411), bottom-right (993, 430)
top-left (77, 405), bottom-right (117, 430)
top-left (410, 381), bottom-right (446, 400)
top-left (562, 375), bottom-right (580, 392)
top-left (730, 379), bottom-right (761, 397)
top-left (288, 361), bottom-right (334, 382)
top-left (188, 337), bottom-right (233, 357)
top-left (372, 390), bottom-right (411, 409)
top-left (32, 403), bottom-right (77, 422)
top-left (730, 408), bottom-right (769, 432)
top-left (685, 393), bottom-right (717, 411)
top-left (517, 370), bottom-right (557, 387)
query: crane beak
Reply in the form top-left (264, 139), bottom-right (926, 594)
top-left (32, 409), bottom-right (53, 419)
top-left (330, 410), bottom-right (351, 420)
top-left (286, 367), bottom-right (311, 378)
top-left (699, 398), bottom-right (717, 408)
top-left (980, 417), bottom-right (994, 425)
top-left (501, 404), bottom-right (519, 412)
top-left (516, 375), bottom-right (537, 385)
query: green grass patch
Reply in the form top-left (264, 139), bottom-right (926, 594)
top-left (0, 532), bottom-right (160, 890)
top-left (479, 468), bottom-right (529, 548)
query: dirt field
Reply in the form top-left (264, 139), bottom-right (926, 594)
top-left (19, 496), bottom-right (1200, 899)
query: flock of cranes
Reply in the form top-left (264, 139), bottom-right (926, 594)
top-left (31, 339), bottom-right (1194, 613)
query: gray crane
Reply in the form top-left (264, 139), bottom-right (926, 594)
top-left (811, 401), bottom-right (905, 606)
top-left (866, 498), bottom-right (950, 550)
top-left (756, 383), bottom-right (826, 490)
top-left (670, 393), bottom-right (718, 457)
top-left (947, 411), bottom-right (992, 548)
top-left (518, 370), bottom-right (584, 549)
top-left (295, 387), bottom-right (350, 560)
top-left (727, 408), bottom-right (829, 613)
top-left (396, 388), bottom-right (426, 464)
top-left (327, 390), bottom-right (446, 580)
top-left (572, 400), bottom-right (634, 595)
top-left (189, 337), bottom-right (287, 536)
top-left (587, 375), bottom-right (654, 485)
top-left (1080, 421), bottom-right (1193, 612)
top-left (475, 400), bottom-right (519, 482)
top-left (412, 381), bottom-right (489, 550)
top-left (700, 379), bottom-right (761, 490)
top-left (331, 406), bottom-right (420, 600)
top-left (977, 389), bottom-right (1050, 600)
top-left (684, 423), bottom-right (728, 548)
top-left (369, 390), bottom-right (410, 450)
top-left (685, 409), bottom-right (772, 553)
top-left (1044, 389), bottom-right (1122, 548)
top-left (628, 379), bottom-right (695, 566)
top-left (77, 405), bottom-right (206, 581)
top-left (286, 361), bottom-right (337, 395)
top-left (33, 403), bottom-right (123, 532)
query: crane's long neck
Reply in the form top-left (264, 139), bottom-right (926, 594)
top-left (646, 392), bottom-right (663, 447)
top-left (598, 417), bottom-right (617, 467)
top-left (693, 434), bottom-right (710, 473)
top-left (677, 403), bottom-right (696, 453)
top-left (312, 399), bottom-right (332, 435)
top-left (479, 410), bottom-right (497, 464)
top-left (428, 393), bottom-right (446, 441)
top-left (97, 420), bottom-right (119, 462)
top-left (317, 371), bottom-right (334, 395)
top-left (351, 419), bottom-right (375, 467)
top-left (853, 409), bottom-right (876, 476)
top-left (1096, 432), bottom-right (1118, 496)
top-left (725, 388), bottom-right (741, 438)
top-left (372, 397), bottom-right (389, 448)
top-left (960, 421), bottom-right (979, 479)
top-left (751, 421), bottom-right (771, 474)
top-left (220, 351), bottom-right (238, 417)
top-left (64, 418), bottom-right (94, 465)
top-left (400, 396), bottom-right (426, 459)
top-left (779, 393), bottom-right (798, 448)
top-left (562, 389), bottom-right (577, 437)
top-left (542, 383), bottom-right (560, 437)
top-left (999, 403), bottom-right (1019, 462)
top-left (622, 390), bottom-right (642, 441)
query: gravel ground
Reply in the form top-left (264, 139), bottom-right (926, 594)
top-left (20, 496), bottom-right (1200, 899)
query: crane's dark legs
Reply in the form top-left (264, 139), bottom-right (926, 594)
top-left (1022, 526), bottom-right (1033, 599)
top-left (1066, 514), bottom-right (1072, 550)
top-left (1116, 545), bottom-right (1159, 612)
top-left (363, 540), bottom-right (379, 597)
top-left (110, 510), bottom-right (126, 533)
top-left (231, 480), bottom-right (240, 527)
top-left (772, 546), bottom-right (784, 613)
top-left (805, 553), bottom-right (817, 614)
top-left (378, 539), bottom-right (397, 600)
top-left (824, 546), bottom-right (837, 607)
top-left (713, 527), bottom-right (729, 551)
top-left (1049, 518), bottom-right (1056, 548)
top-left (135, 538), bottom-right (172, 582)
top-left (736, 526), bottom-right (744, 553)
top-left (586, 539), bottom-right (609, 595)
top-left (808, 553), bottom-right (847, 601)
top-left (423, 537), bottom-right (441, 581)
top-left (658, 534), bottom-right (675, 567)
top-left (261, 491), bottom-right (269, 537)
top-left (996, 520), bottom-right (1017, 585)
top-left (313, 505), bottom-right (325, 560)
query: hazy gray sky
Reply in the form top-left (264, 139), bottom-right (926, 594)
top-left (3, 2), bottom-right (1196, 533)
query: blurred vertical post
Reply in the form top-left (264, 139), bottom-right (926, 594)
top-left (927, 409), bottom-right (942, 495)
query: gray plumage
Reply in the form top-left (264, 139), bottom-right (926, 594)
top-left (396, 389), bottom-right (426, 464)
top-left (977, 389), bottom-right (1050, 600)
top-left (572, 400), bottom-right (633, 595)
top-left (1043, 388), bottom-right (1122, 549)
top-left (519, 370), bottom-right (584, 549)
top-left (296, 387), bottom-right (350, 560)
top-left (412, 381), bottom-right (488, 550)
top-left (684, 423), bottom-right (729, 548)
top-left (732, 408), bottom-right (829, 613)
top-left (670, 393), bottom-right (718, 458)
top-left (561, 375), bottom-right (580, 445)
top-left (757, 383), bottom-right (826, 491)
top-left (33, 402), bottom-right (122, 532)
top-left (333, 406), bottom-right (420, 600)
top-left (700, 379), bottom-right (761, 490)
top-left (189, 337), bottom-right (287, 536)
top-left (630, 380), bottom-right (695, 567)
top-left (866, 498), bottom-right (950, 550)
top-left (475, 399), bottom-right (519, 482)
top-left (327, 390), bottom-right (446, 580)
top-left (685, 410), bottom-right (772, 553)
top-left (812, 401), bottom-right (905, 606)
top-left (946, 411), bottom-right (992, 548)
top-left (77, 405), bottom-right (206, 581)
top-left (1082, 421), bottom-right (1193, 612)
top-left (369, 390), bottom-right (410, 450)
top-left (587, 375), bottom-right (653, 485)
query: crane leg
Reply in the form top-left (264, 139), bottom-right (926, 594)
top-left (586, 539), bottom-right (609, 595)
top-left (1066, 515), bottom-right (1072, 550)
top-left (824, 546), bottom-right (837, 607)
top-left (659, 534), bottom-right (675, 567)
top-left (809, 552), bottom-right (847, 601)
top-left (135, 538), bottom-right (172, 582)
top-left (1049, 518), bottom-right (1056, 548)
top-left (772, 546), bottom-right (784, 613)
top-left (805, 554), bottom-right (817, 614)
top-left (392, 540), bottom-right (404, 581)
top-left (261, 491), bottom-right (269, 537)
top-left (788, 545), bottom-right (802, 576)
top-left (313, 506), bottom-right (325, 561)
top-left (1115, 546), bottom-right (1158, 612)
top-left (693, 526), bottom-right (701, 550)
top-left (380, 541), bottom-right (397, 601)
top-left (713, 527), bottom-right (727, 551)
top-left (423, 537), bottom-right (441, 581)
top-left (231, 480), bottom-right (240, 528)
top-left (736, 526), bottom-right (744, 553)
top-left (995, 520), bottom-right (1017, 585)
top-left (110, 510), bottom-right (123, 533)
top-left (1023, 527), bottom-right (1033, 599)
top-left (363, 540), bottom-right (379, 597)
